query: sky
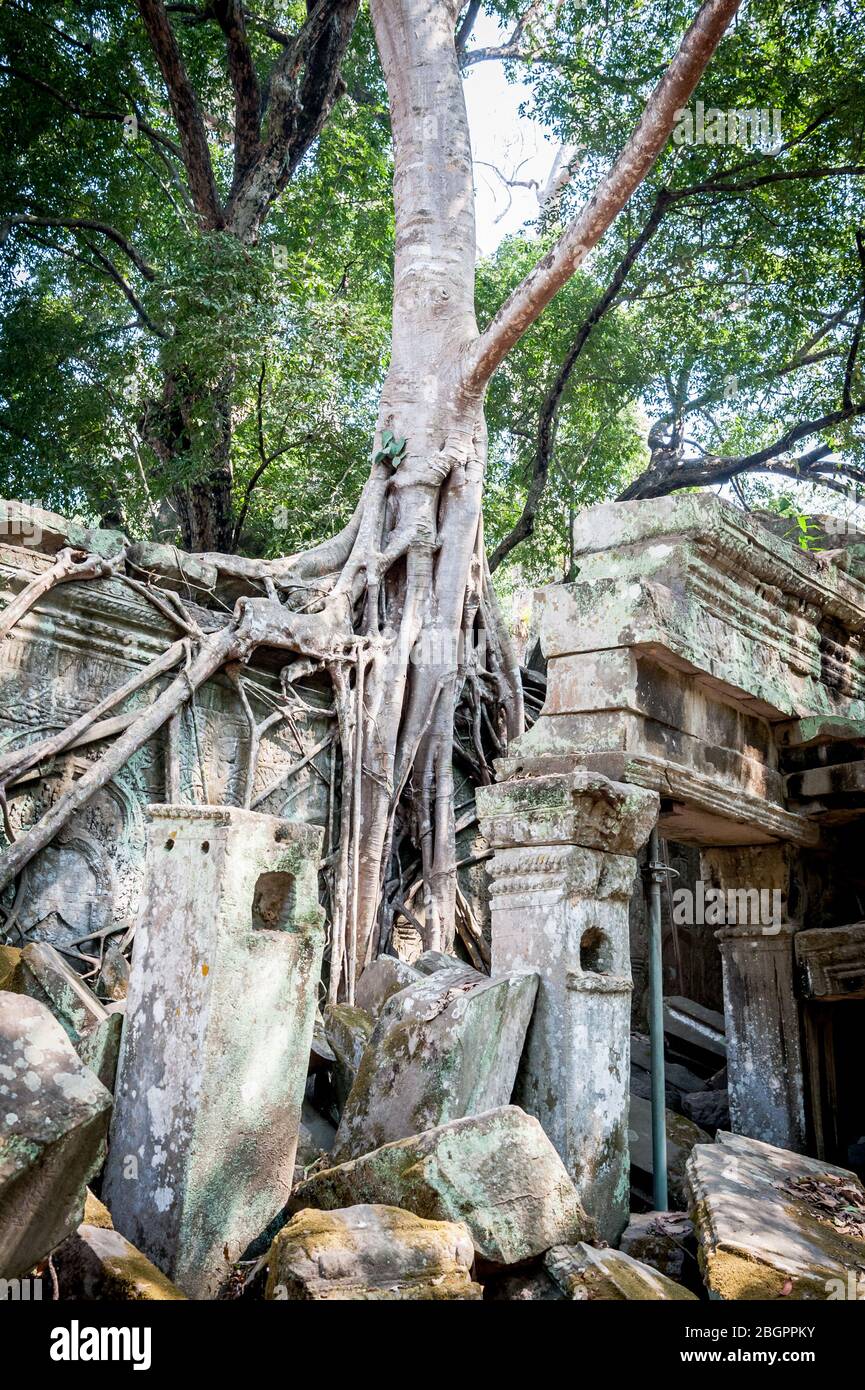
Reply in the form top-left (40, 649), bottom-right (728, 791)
top-left (461, 16), bottom-right (563, 256)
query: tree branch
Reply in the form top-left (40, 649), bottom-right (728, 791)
top-left (462, 0), bottom-right (743, 392)
top-left (1, 214), bottom-right (157, 279)
top-left (76, 237), bottom-right (169, 337)
top-left (0, 64), bottom-right (183, 161)
top-left (620, 410), bottom-right (865, 499)
top-left (136, 0), bottom-right (224, 226)
top-left (489, 188), bottom-right (674, 570)
top-left (224, 0), bottom-right (358, 240)
top-left (843, 230), bottom-right (865, 410)
top-left (210, 0), bottom-right (263, 190)
top-left (455, 1), bottom-right (482, 55)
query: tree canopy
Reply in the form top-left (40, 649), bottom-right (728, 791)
top-left (1, 1), bottom-right (864, 577)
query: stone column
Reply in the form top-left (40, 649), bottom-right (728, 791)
top-left (477, 768), bottom-right (657, 1243)
top-left (701, 843), bottom-right (806, 1152)
top-left (102, 805), bottom-right (324, 1298)
top-left (715, 921), bottom-right (806, 1152)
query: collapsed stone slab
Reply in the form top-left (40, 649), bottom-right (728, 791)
top-left (0, 993), bottom-right (112, 1278)
top-left (332, 968), bottom-right (538, 1162)
top-left (544, 1242), bottom-right (698, 1300)
top-left (0, 945), bottom-right (21, 990)
top-left (265, 1205), bottom-right (481, 1300)
top-left (13, 942), bottom-right (122, 1090)
top-left (354, 955), bottom-right (421, 1018)
top-left (102, 805), bottom-right (324, 1299)
top-left (619, 1211), bottom-right (696, 1287)
top-left (54, 1222), bottom-right (187, 1300)
top-left (292, 1105), bottom-right (593, 1266)
top-left (324, 1004), bottom-right (373, 1113)
top-left (688, 1130), bottom-right (865, 1300)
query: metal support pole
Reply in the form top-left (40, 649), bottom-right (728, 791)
top-left (646, 825), bottom-right (669, 1211)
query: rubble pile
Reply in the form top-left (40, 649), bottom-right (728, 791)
top-left (6, 917), bottom-right (865, 1303)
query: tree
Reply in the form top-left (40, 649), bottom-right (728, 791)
top-left (1, 0), bottom-right (368, 551)
top-left (0, 0), bottom-right (742, 1000)
top-left (479, 0), bottom-right (865, 570)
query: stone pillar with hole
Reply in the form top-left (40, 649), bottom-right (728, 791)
top-left (477, 769), bottom-right (658, 1243)
top-left (102, 805), bottom-right (324, 1298)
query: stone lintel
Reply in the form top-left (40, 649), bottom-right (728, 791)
top-left (477, 767), bottom-right (658, 859)
top-left (795, 921), bottom-right (865, 999)
top-left (715, 921), bottom-right (800, 951)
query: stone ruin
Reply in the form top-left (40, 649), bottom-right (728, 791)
top-left (2, 492), bottom-right (865, 1300)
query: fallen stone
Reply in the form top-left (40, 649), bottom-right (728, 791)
top-left (688, 1130), bottom-right (865, 1300)
top-left (83, 1189), bottom-right (113, 1229)
top-left (292, 1105), bottom-right (593, 1266)
top-left (53, 1222), bottom-right (187, 1300)
top-left (544, 1242), bottom-right (698, 1300)
top-left (619, 1211), bottom-right (695, 1286)
top-left (332, 968), bottom-right (538, 1161)
top-left (101, 806), bottom-right (325, 1300)
top-left (355, 955), bottom-right (421, 1017)
top-left (324, 1004), bottom-right (373, 1113)
top-left (265, 1205), bottom-right (482, 1300)
top-left (309, 1009), bottom-right (336, 1071)
top-left (414, 950), bottom-right (467, 976)
top-left (126, 540), bottom-right (218, 595)
top-left (629, 1093), bottom-right (710, 1209)
top-left (0, 501), bottom-right (125, 558)
top-left (0, 945), bottom-right (21, 991)
top-left (13, 942), bottom-right (122, 1090)
top-left (682, 1088), bottom-right (730, 1132)
top-left (630, 1036), bottom-right (705, 1096)
top-left (95, 944), bottom-right (129, 1003)
top-left (663, 996), bottom-right (726, 1068)
top-left (0, 993), bottom-right (112, 1278)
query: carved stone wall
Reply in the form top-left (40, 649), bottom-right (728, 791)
top-left (488, 494), bottom-right (865, 1174)
top-left (0, 517), bottom-right (332, 953)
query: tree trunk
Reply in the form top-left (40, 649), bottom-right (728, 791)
top-left (346, 0), bottom-right (497, 977)
top-left (142, 365), bottom-right (236, 553)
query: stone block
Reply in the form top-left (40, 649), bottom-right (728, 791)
top-left (14, 942), bottom-right (122, 1090)
top-left (54, 1223), bottom-right (187, 1300)
top-left (355, 955), bottom-right (420, 1017)
top-left (0, 993), bottom-right (112, 1278)
top-left (682, 1088), bottom-right (729, 1132)
top-left (324, 1004), bottom-right (373, 1113)
top-left (332, 968), bottom-right (538, 1162)
top-left (0, 945), bottom-right (21, 991)
top-left (293, 1105), bottom-right (592, 1266)
top-left (414, 950), bottom-right (466, 976)
top-left (619, 1211), bottom-right (695, 1286)
top-left (83, 1189), bottom-right (113, 1229)
top-left (265, 1205), bottom-right (481, 1300)
top-left (629, 1093), bottom-right (710, 1210)
top-left (102, 805), bottom-right (325, 1299)
top-left (688, 1131), bottom-right (865, 1300)
top-left (544, 1242), bottom-right (698, 1300)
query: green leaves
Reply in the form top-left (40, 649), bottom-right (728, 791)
top-left (374, 429), bottom-right (407, 468)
